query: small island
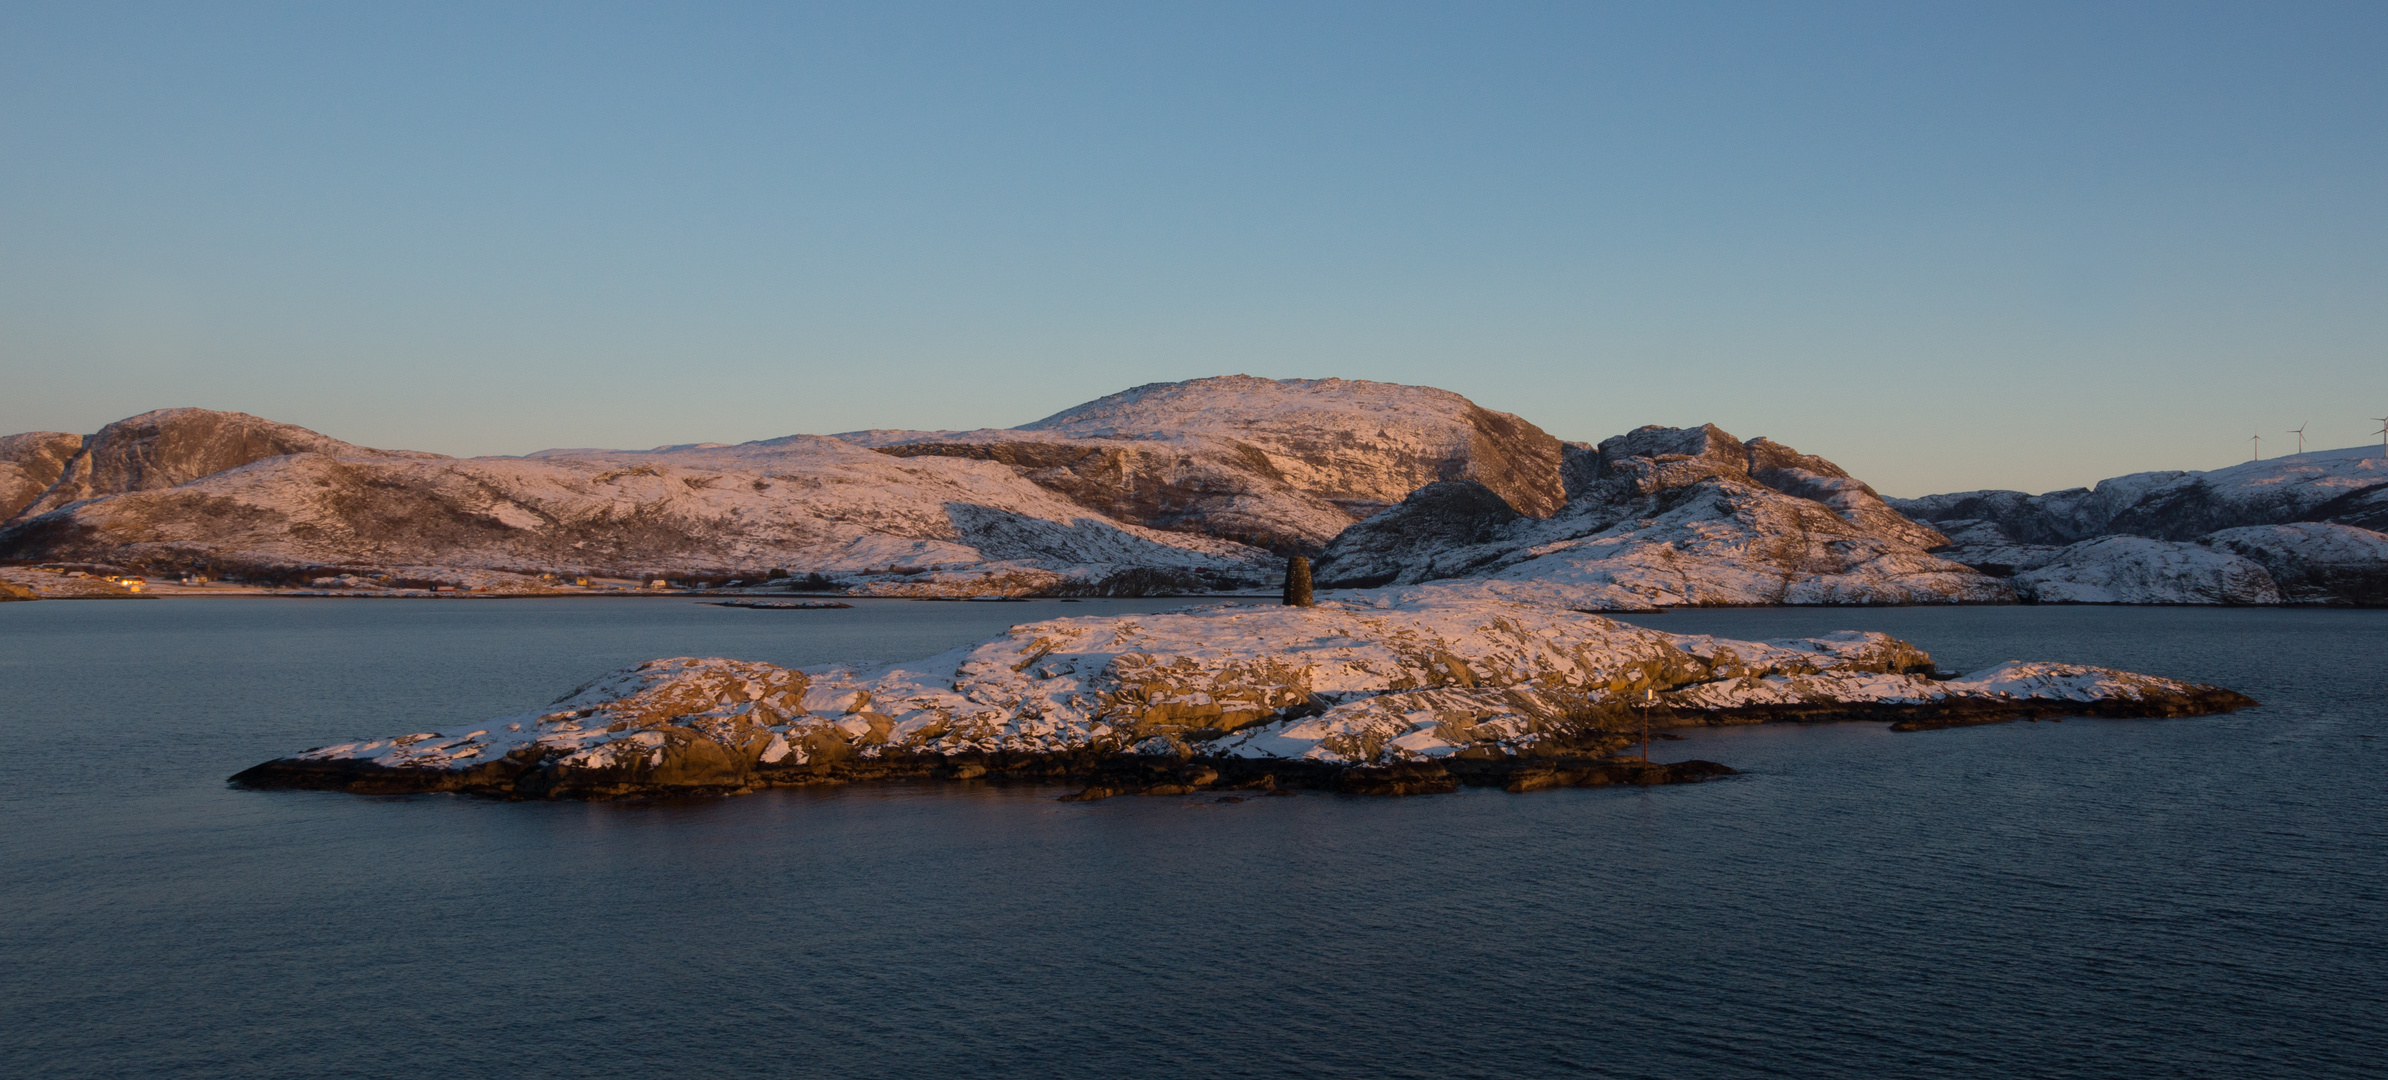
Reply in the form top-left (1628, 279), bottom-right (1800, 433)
top-left (231, 587), bottom-right (2255, 802)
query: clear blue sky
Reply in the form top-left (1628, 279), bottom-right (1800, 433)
top-left (2, 1), bottom-right (2382, 496)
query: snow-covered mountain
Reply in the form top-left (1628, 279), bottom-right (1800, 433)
top-left (7, 387), bottom-right (2385, 606)
top-left (1894, 447), bottom-right (2388, 604)
top-left (837, 375), bottom-right (1566, 553)
top-left (1311, 423), bottom-right (2006, 609)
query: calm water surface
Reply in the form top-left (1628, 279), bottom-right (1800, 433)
top-left (3, 598), bottom-right (2383, 1078)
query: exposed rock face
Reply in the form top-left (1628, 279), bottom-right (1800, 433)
top-left (232, 591), bottom-right (2253, 800)
top-left (0, 431), bottom-right (84, 521)
top-left (838, 376), bottom-right (1567, 553)
top-left (0, 412), bottom-right (1273, 595)
top-left (1313, 424), bottom-right (2000, 609)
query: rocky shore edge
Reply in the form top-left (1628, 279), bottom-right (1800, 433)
top-left (229, 749), bottom-right (1741, 801)
top-left (226, 686), bottom-right (2250, 803)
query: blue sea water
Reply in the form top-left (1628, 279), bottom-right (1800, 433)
top-left (2, 597), bottom-right (2382, 1079)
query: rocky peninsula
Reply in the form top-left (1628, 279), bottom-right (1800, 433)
top-left (232, 588), bottom-right (2255, 801)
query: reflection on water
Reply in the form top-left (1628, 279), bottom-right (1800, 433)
top-left (2, 598), bottom-right (2382, 1079)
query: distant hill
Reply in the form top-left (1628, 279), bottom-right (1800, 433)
top-left (1891, 448), bottom-right (2388, 604)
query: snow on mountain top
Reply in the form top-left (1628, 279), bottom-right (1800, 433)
top-left (1015, 375), bottom-right (1484, 439)
top-left (836, 376), bottom-right (1503, 456)
top-left (833, 375), bottom-right (1569, 547)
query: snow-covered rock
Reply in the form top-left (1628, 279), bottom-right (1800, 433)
top-left (2007, 536), bottom-right (2283, 605)
top-left (1312, 424), bottom-right (2005, 609)
top-left (232, 591), bottom-right (2252, 799)
top-left (837, 376), bottom-right (1567, 553)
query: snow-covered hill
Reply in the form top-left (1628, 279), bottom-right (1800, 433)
top-left (1311, 423), bottom-right (2005, 609)
top-left (838, 375), bottom-right (1566, 553)
top-left (1897, 447), bottom-right (2388, 604)
top-left (1893, 446), bottom-right (2388, 542)
top-left (0, 431), bottom-right (82, 520)
top-left (0, 409), bottom-right (1272, 594)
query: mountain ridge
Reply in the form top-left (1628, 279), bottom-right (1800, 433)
top-left (6, 380), bottom-right (2384, 605)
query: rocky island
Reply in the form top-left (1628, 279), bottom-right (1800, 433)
top-left (231, 588), bottom-right (2255, 801)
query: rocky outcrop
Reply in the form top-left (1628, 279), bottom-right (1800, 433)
top-left (0, 431), bottom-right (84, 521)
top-left (1312, 424), bottom-right (2002, 609)
top-left (839, 376), bottom-right (1567, 553)
top-left (232, 591), bottom-right (2253, 801)
top-left (0, 412), bottom-right (1275, 595)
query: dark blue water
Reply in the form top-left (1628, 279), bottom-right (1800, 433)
top-left (3, 599), bottom-right (2382, 1078)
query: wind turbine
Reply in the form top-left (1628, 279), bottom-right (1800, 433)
top-left (2375, 415), bottom-right (2388, 460)
top-left (2289, 422), bottom-right (2307, 455)
top-left (2249, 433), bottom-right (2261, 461)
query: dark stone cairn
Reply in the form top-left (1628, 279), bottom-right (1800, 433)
top-left (1283, 555), bottom-right (1314, 607)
